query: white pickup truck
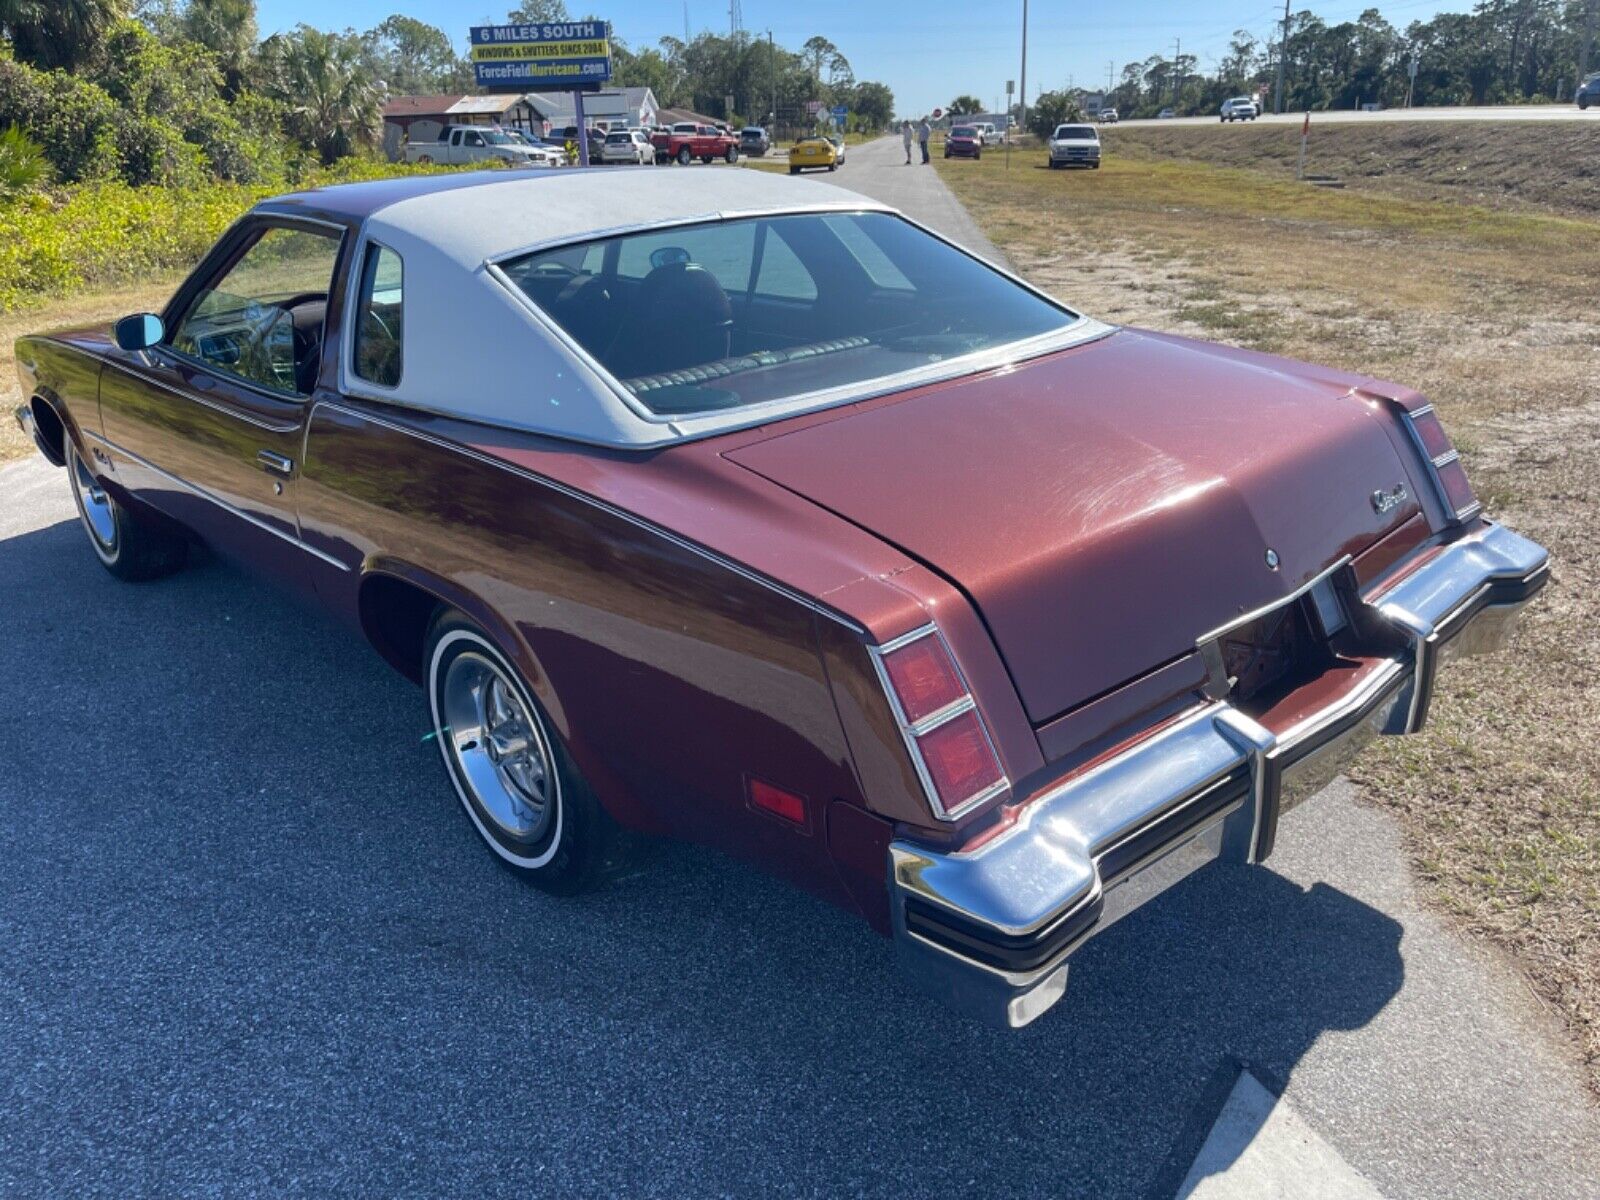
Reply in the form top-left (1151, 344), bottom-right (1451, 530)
top-left (403, 125), bottom-right (562, 168)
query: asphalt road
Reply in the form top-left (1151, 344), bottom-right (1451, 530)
top-left (1117, 103), bottom-right (1598, 127)
top-left (4, 144), bottom-right (1600, 1197)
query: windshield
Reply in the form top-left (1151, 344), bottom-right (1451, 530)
top-left (1053, 126), bottom-right (1095, 139)
top-left (952, 126), bottom-right (977, 137)
top-left (499, 212), bottom-right (1079, 419)
top-left (484, 131), bottom-right (515, 145)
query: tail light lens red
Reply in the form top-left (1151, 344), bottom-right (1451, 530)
top-left (1403, 405), bottom-right (1480, 524)
top-left (872, 626), bottom-right (1009, 821)
top-left (880, 632), bottom-right (966, 724)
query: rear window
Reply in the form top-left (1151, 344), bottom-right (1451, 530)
top-left (499, 212), bottom-right (1078, 418)
top-left (606, 132), bottom-right (630, 143)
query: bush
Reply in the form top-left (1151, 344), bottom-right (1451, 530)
top-left (0, 160), bottom-right (459, 313)
top-left (0, 126), bottom-right (51, 197)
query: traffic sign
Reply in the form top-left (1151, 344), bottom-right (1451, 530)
top-left (831, 105), bottom-right (847, 117)
top-left (932, 106), bottom-right (943, 119)
top-left (469, 20), bottom-right (612, 91)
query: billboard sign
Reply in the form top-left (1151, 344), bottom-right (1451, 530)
top-left (469, 21), bottom-right (612, 91)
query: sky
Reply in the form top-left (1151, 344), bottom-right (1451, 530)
top-left (255, 0), bottom-right (1463, 116)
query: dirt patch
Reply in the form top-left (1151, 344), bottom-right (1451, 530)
top-left (1106, 121), bottom-right (1600, 220)
top-left (939, 148), bottom-right (1600, 1089)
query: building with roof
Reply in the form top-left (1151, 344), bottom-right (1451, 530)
top-left (381, 94), bottom-right (544, 159)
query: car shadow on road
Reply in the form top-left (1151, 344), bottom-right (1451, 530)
top-left (0, 517), bottom-right (1405, 1198)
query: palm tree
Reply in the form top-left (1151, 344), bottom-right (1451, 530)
top-left (0, 0), bottom-right (124, 71)
top-left (260, 26), bottom-right (383, 165)
top-left (948, 94), bottom-right (984, 116)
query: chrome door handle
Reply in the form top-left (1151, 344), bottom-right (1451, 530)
top-left (257, 450), bottom-right (295, 476)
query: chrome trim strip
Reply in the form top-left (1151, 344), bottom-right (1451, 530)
top-left (100, 357), bottom-right (304, 434)
top-left (83, 431), bottom-right (350, 572)
top-left (311, 399), bottom-right (866, 633)
top-left (1195, 555), bottom-right (1352, 646)
top-left (868, 622), bottom-right (1011, 822)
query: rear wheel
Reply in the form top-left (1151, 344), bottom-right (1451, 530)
top-left (1580, 96), bottom-right (1591, 110)
top-left (66, 440), bottom-right (187, 581)
top-left (789, 165), bottom-right (800, 174)
top-left (426, 611), bottom-right (621, 893)
top-left (416, 153), bottom-right (433, 164)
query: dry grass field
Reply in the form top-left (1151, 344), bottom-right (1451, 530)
top-left (937, 147), bottom-right (1600, 1087)
top-left (1105, 120), bottom-right (1600, 218)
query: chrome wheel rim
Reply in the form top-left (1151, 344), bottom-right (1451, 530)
top-left (71, 447), bottom-right (117, 552)
top-left (439, 650), bottom-right (555, 843)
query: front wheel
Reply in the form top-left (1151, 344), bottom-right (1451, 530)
top-left (1580, 96), bottom-right (1591, 110)
top-left (676, 146), bottom-right (692, 165)
top-left (66, 440), bottom-right (187, 581)
top-left (724, 145), bottom-right (738, 163)
top-left (827, 162), bottom-right (837, 171)
top-left (415, 153), bottom-right (434, 164)
top-left (426, 611), bottom-right (620, 892)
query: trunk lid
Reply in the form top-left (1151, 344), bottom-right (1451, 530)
top-left (725, 329), bottom-right (1423, 725)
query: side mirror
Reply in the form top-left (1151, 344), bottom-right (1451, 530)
top-left (114, 312), bottom-right (164, 351)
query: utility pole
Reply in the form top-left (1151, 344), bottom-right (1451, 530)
top-left (1019, 0), bottom-right (1029, 142)
top-left (1172, 38), bottom-right (1181, 107)
top-left (1580, 0), bottom-right (1599, 94)
top-left (1275, 0), bottom-right (1290, 113)
top-left (1107, 60), bottom-right (1115, 95)
top-left (768, 30), bottom-right (776, 134)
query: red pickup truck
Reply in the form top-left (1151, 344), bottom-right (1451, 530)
top-left (651, 122), bottom-right (739, 165)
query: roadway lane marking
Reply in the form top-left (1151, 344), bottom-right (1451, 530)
top-left (1177, 1069), bottom-right (1387, 1199)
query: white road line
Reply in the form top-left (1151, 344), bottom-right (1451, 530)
top-left (1178, 1070), bottom-right (1387, 1199)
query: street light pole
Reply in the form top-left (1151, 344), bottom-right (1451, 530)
top-left (1019, 0), bottom-right (1029, 142)
top-left (1275, 0), bottom-right (1290, 114)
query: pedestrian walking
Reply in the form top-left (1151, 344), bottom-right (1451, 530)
top-left (901, 119), bottom-right (914, 164)
top-left (918, 117), bottom-right (931, 164)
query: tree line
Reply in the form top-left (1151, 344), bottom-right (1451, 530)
top-left (1048, 0), bottom-right (1596, 123)
top-left (0, 0), bottom-right (892, 197)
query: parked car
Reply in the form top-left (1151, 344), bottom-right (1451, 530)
top-left (1220, 97), bottom-right (1259, 122)
top-left (975, 121), bottom-right (1002, 145)
top-left (554, 124), bottom-right (606, 162)
top-left (787, 135), bottom-right (838, 173)
top-left (944, 125), bottom-right (983, 159)
top-left (600, 129), bottom-right (654, 165)
top-left (1097, 108), bottom-right (1119, 124)
top-left (739, 126), bottom-right (771, 156)
top-left (651, 122), bottom-right (739, 165)
top-left (1578, 73), bottom-right (1600, 109)
top-left (404, 125), bottom-right (558, 168)
top-left (13, 169), bottom-right (1548, 1029)
top-left (1158, 107), bottom-right (1176, 118)
top-left (827, 135), bottom-right (847, 164)
top-left (1047, 123), bottom-right (1101, 169)
top-left (500, 130), bottom-right (568, 166)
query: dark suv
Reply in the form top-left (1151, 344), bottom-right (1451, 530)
top-left (739, 126), bottom-right (771, 156)
top-left (1579, 74), bottom-right (1600, 110)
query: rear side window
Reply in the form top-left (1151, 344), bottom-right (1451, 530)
top-left (353, 244), bottom-right (403, 388)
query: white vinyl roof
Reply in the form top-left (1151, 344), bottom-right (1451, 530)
top-left (311, 170), bottom-right (1110, 447)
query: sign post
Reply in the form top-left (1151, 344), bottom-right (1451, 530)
top-left (469, 20), bottom-right (613, 167)
top-left (1296, 110), bottom-right (1309, 179)
top-left (1005, 79), bottom-right (1014, 169)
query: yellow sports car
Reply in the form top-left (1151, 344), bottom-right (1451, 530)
top-left (788, 136), bottom-right (839, 174)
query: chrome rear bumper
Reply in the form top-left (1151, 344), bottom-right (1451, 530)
top-left (889, 522), bottom-right (1549, 1027)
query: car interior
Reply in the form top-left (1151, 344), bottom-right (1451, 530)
top-left (501, 212), bottom-right (1076, 417)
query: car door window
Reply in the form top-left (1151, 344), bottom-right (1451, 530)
top-left (169, 225), bottom-right (342, 398)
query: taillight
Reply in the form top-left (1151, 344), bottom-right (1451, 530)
top-left (871, 626), bottom-right (1009, 820)
top-left (1403, 405), bottom-right (1480, 524)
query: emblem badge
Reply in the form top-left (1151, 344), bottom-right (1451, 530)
top-left (1371, 483), bottom-right (1409, 515)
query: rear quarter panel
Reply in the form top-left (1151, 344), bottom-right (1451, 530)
top-left (296, 400), bottom-right (879, 912)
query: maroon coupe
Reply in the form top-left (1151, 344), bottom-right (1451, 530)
top-left (12, 169), bottom-right (1548, 1026)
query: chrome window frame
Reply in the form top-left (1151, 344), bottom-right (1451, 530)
top-left (868, 623), bottom-right (1011, 822)
top-left (481, 205), bottom-right (1114, 435)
